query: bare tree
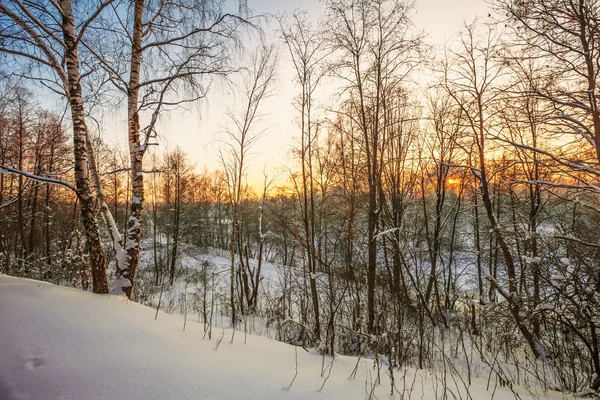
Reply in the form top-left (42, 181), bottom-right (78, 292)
top-left (220, 43), bottom-right (277, 325)
top-left (497, 0), bottom-right (600, 173)
top-left (81, 0), bottom-right (254, 296)
top-left (420, 91), bottom-right (464, 328)
top-left (495, 1), bottom-right (600, 389)
top-left (280, 10), bottom-right (328, 342)
top-left (442, 21), bottom-right (542, 360)
top-left (324, 0), bottom-right (422, 334)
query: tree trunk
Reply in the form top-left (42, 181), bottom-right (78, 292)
top-left (114, 0), bottom-right (145, 297)
top-left (60, 0), bottom-right (108, 293)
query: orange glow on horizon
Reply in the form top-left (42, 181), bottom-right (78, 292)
top-left (447, 177), bottom-right (462, 186)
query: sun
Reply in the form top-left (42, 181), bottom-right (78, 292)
top-left (447, 177), bottom-right (462, 186)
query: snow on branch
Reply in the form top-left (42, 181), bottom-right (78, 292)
top-left (102, 168), bottom-right (162, 176)
top-left (554, 235), bottom-right (600, 248)
top-left (374, 227), bottom-right (400, 240)
top-left (534, 90), bottom-right (592, 112)
top-left (0, 165), bottom-right (76, 192)
top-left (491, 135), bottom-right (600, 177)
top-left (0, 196), bottom-right (19, 210)
top-left (0, 182), bottom-right (41, 209)
top-left (514, 178), bottom-right (600, 193)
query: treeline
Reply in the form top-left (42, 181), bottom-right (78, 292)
top-left (0, 90), bottom-right (78, 281)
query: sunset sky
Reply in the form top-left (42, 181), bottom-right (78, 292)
top-left (102, 0), bottom-right (493, 192)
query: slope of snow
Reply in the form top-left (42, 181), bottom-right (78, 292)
top-left (0, 275), bottom-right (565, 400)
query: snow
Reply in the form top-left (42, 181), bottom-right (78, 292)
top-left (0, 275), bottom-right (566, 400)
top-left (374, 227), bottom-right (399, 239)
top-left (535, 303), bottom-right (554, 312)
top-left (109, 276), bottom-right (132, 296)
top-left (523, 256), bottom-right (541, 265)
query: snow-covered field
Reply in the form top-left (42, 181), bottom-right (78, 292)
top-left (0, 274), bottom-right (572, 400)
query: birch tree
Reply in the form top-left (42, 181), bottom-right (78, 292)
top-left (82, 0), bottom-right (253, 296)
top-left (0, 0), bottom-right (111, 293)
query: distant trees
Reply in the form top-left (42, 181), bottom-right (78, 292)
top-left (0, 88), bottom-right (78, 282)
top-left (162, 147), bottom-right (194, 285)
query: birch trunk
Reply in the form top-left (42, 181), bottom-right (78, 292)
top-left (123, 0), bottom-right (145, 298)
top-left (111, 0), bottom-right (145, 297)
top-left (59, 0), bottom-right (108, 293)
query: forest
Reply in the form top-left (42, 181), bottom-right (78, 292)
top-left (1, 0), bottom-right (600, 398)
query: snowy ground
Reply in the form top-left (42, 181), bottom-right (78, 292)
top-left (0, 275), bottom-right (570, 400)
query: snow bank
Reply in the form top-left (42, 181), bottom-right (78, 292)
top-left (0, 275), bottom-right (562, 400)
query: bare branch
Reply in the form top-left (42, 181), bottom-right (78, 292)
top-left (0, 165), bottom-right (76, 192)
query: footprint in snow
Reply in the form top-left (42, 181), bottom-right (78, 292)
top-left (24, 356), bottom-right (45, 370)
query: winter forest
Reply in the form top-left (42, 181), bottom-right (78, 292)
top-left (1, 0), bottom-right (600, 399)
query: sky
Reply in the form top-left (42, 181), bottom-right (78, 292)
top-left (103, 0), bottom-right (493, 192)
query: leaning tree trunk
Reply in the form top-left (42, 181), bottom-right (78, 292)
top-left (60, 0), bottom-right (108, 293)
